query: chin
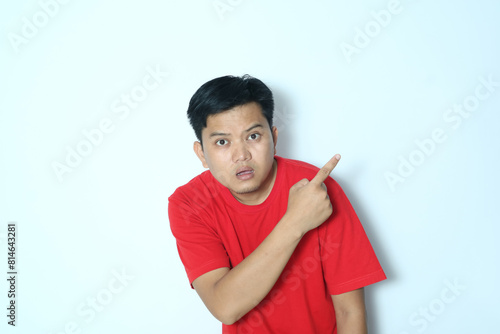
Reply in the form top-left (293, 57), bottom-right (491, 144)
top-left (232, 184), bottom-right (260, 195)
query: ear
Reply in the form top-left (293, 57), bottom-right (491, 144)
top-left (193, 141), bottom-right (209, 169)
top-left (271, 126), bottom-right (278, 155)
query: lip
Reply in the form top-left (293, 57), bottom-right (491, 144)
top-left (235, 167), bottom-right (255, 180)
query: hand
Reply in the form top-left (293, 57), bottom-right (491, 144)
top-left (284, 154), bottom-right (341, 235)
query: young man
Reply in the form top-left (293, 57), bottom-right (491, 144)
top-left (168, 75), bottom-right (386, 333)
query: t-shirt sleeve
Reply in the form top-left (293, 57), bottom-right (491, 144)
top-left (319, 178), bottom-right (386, 295)
top-left (168, 190), bottom-right (230, 287)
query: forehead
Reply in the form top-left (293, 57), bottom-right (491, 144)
top-left (204, 102), bottom-right (269, 134)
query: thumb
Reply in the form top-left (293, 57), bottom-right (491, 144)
top-left (293, 178), bottom-right (309, 189)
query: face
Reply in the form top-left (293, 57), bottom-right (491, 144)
top-left (194, 102), bottom-right (278, 205)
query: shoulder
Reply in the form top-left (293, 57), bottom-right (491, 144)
top-left (277, 156), bottom-right (318, 170)
top-left (169, 170), bottom-right (215, 202)
top-left (276, 156), bottom-right (320, 178)
top-left (168, 170), bottom-right (224, 217)
top-left (168, 170), bottom-right (224, 234)
top-left (277, 156), bottom-right (340, 185)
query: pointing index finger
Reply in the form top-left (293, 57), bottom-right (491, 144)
top-left (311, 154), bottom-right (341, 184)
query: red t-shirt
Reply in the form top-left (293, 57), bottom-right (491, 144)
top-left (168, 156), bottom-right (386, 333)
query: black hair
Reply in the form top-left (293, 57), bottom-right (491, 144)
top-left (187, 74), bottom-right (274, 143)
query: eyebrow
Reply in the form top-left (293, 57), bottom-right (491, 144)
top-left (208, 123), bottom-right (264, 138)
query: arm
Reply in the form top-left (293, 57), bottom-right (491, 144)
top-left (193, 215), bottom-right (303, 325)
top-left (332, 288), bottom-right (367, 334)
top-left (192, 155), bottom-right (341, 325)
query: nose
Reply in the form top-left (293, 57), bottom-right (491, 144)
top-left (231, 140), bottom-right (251, 163)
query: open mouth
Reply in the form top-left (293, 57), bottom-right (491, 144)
top-left (236, 167), bottom-right (254, 180)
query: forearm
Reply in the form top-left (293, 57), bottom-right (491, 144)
top-left (336, 312), bottom-right (367, 334)
top-left (209, 213), bottom-right (303, 324)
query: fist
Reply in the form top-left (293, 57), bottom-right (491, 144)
top-left (285, 154), bottom-right (340, 234)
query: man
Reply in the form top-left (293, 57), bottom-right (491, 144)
top-left (168, 75), bottom-right (386, 333)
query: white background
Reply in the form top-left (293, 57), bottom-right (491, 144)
top-left (1, 0), bottom-right (499, 333)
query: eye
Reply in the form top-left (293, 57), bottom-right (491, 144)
top-left (248, 133), bottom-right (261, 141)
top-left (216, 139), bottom-right (228, 146)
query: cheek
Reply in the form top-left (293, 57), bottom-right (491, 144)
top-left (205, 150), bottom-right (229, 172)
top-left (261, 140), bottom-right (276, 157)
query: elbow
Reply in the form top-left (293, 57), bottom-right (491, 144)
top-left (214, 309), bottom-right (243, 326)
top-left (212, 303), bottom-right (251, 325)
top-left (220, 316), bottom-right (238, 326)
